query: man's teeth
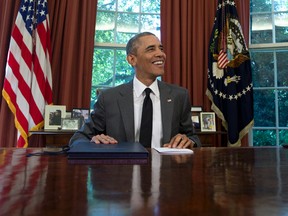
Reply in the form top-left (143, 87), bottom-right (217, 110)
top-left (153, 61), bottom-right (163, 65)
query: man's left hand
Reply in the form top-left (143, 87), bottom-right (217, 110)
top-left (163, 134), bottom-right (194, 148)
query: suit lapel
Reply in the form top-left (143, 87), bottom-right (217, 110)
top-left (118, 81), bottom-right (135, 142)
top-left (158, 81), bottom-right (174, 143)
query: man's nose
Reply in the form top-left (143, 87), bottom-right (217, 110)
top-left (155, 48), bottom-right (166, 57)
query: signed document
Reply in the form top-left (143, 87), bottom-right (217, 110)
top-left (153, 147), bottom-right (194, 154)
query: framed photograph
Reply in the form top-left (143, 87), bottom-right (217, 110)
top-left (71, 108), bottom-right (90, 127)
top-left (200, 112), bottom-right (216, 132)
top-left (61, 118), bottom-right (80, 131)
top-left (44, 105), bottom-right (66, 130)
top-left (192, 114), bottom-right (201, 129)
top-left (191, 106), bottom-right (203, 112)
top-left (65, 111), bottom-right (72, 118)
top-left (191, 106), bottom-right (202, 129)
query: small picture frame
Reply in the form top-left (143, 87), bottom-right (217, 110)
top-left (61, 118), bottom-right (80, 131)
top-left (191, 106), bottom-right (203, 112)
top-left (71, 108), bottom-right (90, 127)
top-left (192, 114), bottom-right (200, 129)
top-left (44, 105), bottom-right (66, 130)
top-left (65, 111), bottom-right (72, 118)
top-left (191, 106), bottom-right (202, 129)
top-left (200, 112), bottom-right (216, 132)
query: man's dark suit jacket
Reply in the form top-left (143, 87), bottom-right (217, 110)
top-left (70, 80), bottom-right (201, 147)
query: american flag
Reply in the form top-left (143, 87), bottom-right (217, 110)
top-left (217, 49), bottom-right (229, 69)
top-left (2, 0), bottom-right (53, 148)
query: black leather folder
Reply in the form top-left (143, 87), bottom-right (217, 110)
top-left (67, 141), bottom-right (149, 160)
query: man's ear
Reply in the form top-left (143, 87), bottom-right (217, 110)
top-left (127, 54), bottom-right (136, 67)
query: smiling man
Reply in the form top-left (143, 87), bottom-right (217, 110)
top-left (70, 32), bottom-right (201, 148)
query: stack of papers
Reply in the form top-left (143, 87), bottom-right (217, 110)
top-left (154, 148), bottom-right (193, 154)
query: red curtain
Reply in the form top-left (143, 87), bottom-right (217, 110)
top-left (48, 0), bottom-right (97, 108)
top-left (0, 0), bottom-right (21, 147)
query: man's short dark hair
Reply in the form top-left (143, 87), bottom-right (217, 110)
top-left (126, 32), bottom-right (156, 55)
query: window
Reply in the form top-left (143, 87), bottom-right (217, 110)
top-left (90, 0), bottom-right (160, 108)
top-left (250, 0), bottom-right (288, 146)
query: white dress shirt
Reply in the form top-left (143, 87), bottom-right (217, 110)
top-left (133, 77), bottom-right (163, 148)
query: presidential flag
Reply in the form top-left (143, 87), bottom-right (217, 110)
top-left (2, 0), bottom-right (53, 148)
top-left (206, 0), bottom-right (254, 146)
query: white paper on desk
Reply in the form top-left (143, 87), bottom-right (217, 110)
top-left (154, 147), bottom-right (193, 154)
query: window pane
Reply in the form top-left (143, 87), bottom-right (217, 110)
top-left (254, 89), bottom-right (276, 127)
top-left (116, 32), bottom-right (136, 44)
top-left (90, 86), bottom-right (98, 108)
top-left (278, 90), bottom-right (288, 127)
top-left (279, 129), bottom-right (288, 145)
top-left (274, 0), bottom-right (288, 12)
top-left (250, 0), bottom-right (272, 13)
top-left (277, 51), bottom-right (288, 86)
top-left (118, 0), bottom-right (140, 12)
top-left (97, 0), bottom-right (116, 11)
top-left (275, 12), bottom-right (288, 43)
top-left (95, 11), bottom-right (116, 43)
top-left (117, 13), bottom-right (139, 35)
top-left (115, 50), bottom-right (134, 85)
top-left (253, 130), bottom-right (276, 146)
top-left (141, 14), bottom-right (161, 33)
top-left (92, 48), bottom-right (115, 86)
top-left (142, 0), bottom-right (160, 13)
top-left (251, 14), bottom-right (273, 44)
top-left (251, 51), bottom-right (274, 87)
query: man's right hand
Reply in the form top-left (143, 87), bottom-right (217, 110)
top-left (90, 134), bottom-right (118, 144)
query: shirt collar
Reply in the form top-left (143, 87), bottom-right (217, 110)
top-left (133, 76), bottom-right (160, 98)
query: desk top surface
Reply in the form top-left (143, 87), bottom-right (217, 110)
top-left (29, 129), bottom-right (76, 134)
top-left (0, 147), bottom-right (288, 216)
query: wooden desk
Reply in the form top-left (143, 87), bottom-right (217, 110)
top-left (195, 130), bottom-right (227, 147)
top-left (1, 147), bottom-right (288, 215)
top-left (30, 129), bottom-right (226, 148)
top-left (29, 129), bottom-right (75, 147)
